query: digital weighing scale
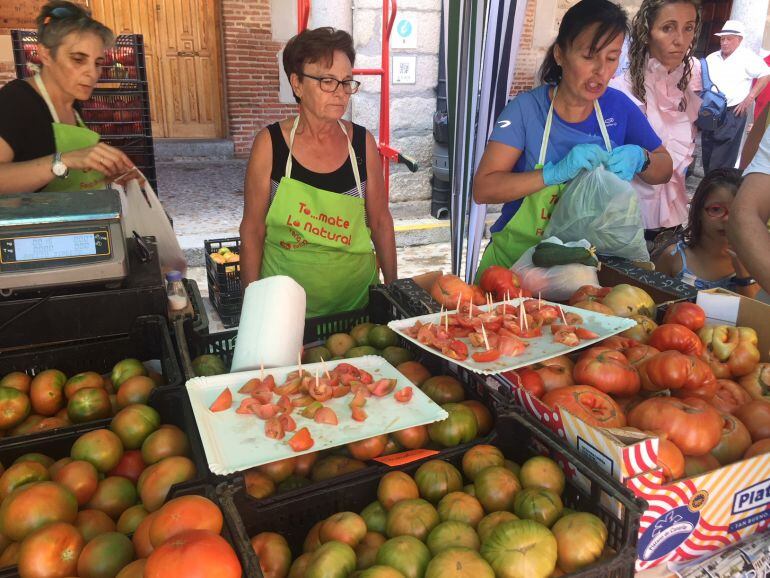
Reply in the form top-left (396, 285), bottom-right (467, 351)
top-left (0, 189), bottom-right (128, 294)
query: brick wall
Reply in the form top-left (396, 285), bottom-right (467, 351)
top-left (221, 0), bottom-right (296, 157)
top-left (510, 0), bottom-right (540, 95)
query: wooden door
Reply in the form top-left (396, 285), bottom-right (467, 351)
top-left (695, 0), bottom-right (733, 57)
top-left (91, 0), bottom-right (224, 138)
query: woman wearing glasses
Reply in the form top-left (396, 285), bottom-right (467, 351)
top-left (654, 168), bottom-right (759, 297)
top-left (0, 1), bottom-right (135, 193)
top-left (239, 27), bottom-right (396, 317)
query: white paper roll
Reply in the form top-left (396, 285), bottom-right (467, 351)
top-left (230, 276), bottom-right (306, 372)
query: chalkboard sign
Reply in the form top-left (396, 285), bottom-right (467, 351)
top-left (599, 256), bottom-right (697, 302)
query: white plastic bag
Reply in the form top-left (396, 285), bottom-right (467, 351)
top-left (117, 177), bottom-right (187, 275)
top-left (511, 237), bottom-right (600, 301)
top-left (544, 166), bottom-right (649, 262)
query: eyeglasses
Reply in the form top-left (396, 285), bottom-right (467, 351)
top-left (704, 204), bottom-right (729, 219)
top-left (302, 73), bottom-right (361, 94)
top-left (43, 6), bottom-right (79, 25)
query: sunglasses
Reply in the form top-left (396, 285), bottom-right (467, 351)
top-left (43, 6), bottom-right (79, 26)
top-left (704, 204), bottom-right (729, 218)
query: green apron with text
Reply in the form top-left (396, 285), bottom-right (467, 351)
top-left (261, 117), bottom-right (377, 318)
top-left (34, 75), bottom-right (105, 192)
top-left (476, 87), bottom-right (612, 280)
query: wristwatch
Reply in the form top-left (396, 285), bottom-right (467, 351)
top-left (51, 152), bottom-right (69, 178)
top-left (640, 149), bottom-right (651, 173)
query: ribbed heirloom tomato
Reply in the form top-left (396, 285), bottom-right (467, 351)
top-left (628, 397), bottom-right (722, 456)
top-left (573, 348), bottom-right (640, 396)
top-left (648, 324), bottom-right (704, 357)
top-left (541, 386), bottom-right (626, 428)
top-left (662, 302), bottom-right (706, 332)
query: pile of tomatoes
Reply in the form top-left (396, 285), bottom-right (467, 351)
top-left (505, 295), bottom-right (770, 482)
top-left (0, 401), bottom-right (202, 577)
top-left (0, 359), bottom-right (162, 440)
top-left (247, 445), bottom-right (610, 578)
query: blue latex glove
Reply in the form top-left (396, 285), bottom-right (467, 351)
top-left (542, 144), bottom-right (609, 186)
top-left (607, 145), bottom-right (647, 181)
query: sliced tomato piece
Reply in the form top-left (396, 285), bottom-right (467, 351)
top-left (394, 387), bottom-right (413, 403)
top-left (251, 391), bottom-right (273, 405)
top-left (235, 397), bottom-right (261, 415)
top-left (265, 417), bottom-right (284, 440)
top-left (314, 407), bottom-right (339, 426)
top-left (554, 329), bottom-right (580, 347)
top-left (519, 327), bottom-right (542, 338)
top-left (291, 394), bottom-right (314, 407)
top-left (448, 326), bottom-right (473, 338)
top-left (498, 336), bottom-right (527, 357)
top-left (274, 377), bottom-right (301, 396)
top-left (472, 349), bottom-right (502, 363)
top-left (564, 312), bottom-right (584, 325)
top-left (575, 327), bottom-right (600, 340)
top-left (351, 407), bottom-right (368, 422)
top-left (277, 395), bottom-right (293, 414)
top-left (550, 323), bottom-right (577, 334)
top-left (238, 379), bottom-right (260, 394)
top-left (301, 401), bottom-right (324, 419)
top-left (332, 384), bottom-right (351, 398)
top-left (308, 378), bottom-right (333, 402)
top-left (278, 413), bottom-right (296, 432)
top-left (370, 378), bottom-right (397, 397)
top-left (253, 403), bottom-right (280, 420)
top-left (350, 390), bottom-right (368, 408)
top-left (288, 427), bottom-right (314, 452)
top-left (209, 388), bottom-right (232, 412)
top-left (442, 339), bottom-right (469, 361)
top-left (358, 370), bottom-right (374, 385)
top-left (334, 363), bottom-right (358, 375)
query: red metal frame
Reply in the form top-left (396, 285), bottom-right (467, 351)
top-left (297, 0), bottom-right (411, 198)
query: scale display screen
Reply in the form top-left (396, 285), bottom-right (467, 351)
top-left (0, 231), bottom-right (110, 264)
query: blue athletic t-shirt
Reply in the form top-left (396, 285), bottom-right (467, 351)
top-left (488, 84), bottom-right (663, 233)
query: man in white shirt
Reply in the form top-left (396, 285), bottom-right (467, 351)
top-left (728, 121), bottom-right (770, 301)
top-left (701, 20), bottom-right (770, 174)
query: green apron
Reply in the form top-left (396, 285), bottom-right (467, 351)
top-left (261, 116), bottom-right (377, 317)
top-left (34, 74), bottom-right (105, 192)
top-left (476, 86), bottom-right (612, 280)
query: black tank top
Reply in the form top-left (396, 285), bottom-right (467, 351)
top-left (268, 121), bottom-right (368, 205)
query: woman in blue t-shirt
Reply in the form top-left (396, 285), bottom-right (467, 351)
top-left (474, 0), bottom-right (673, 276)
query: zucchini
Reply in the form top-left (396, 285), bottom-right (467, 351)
top-left (532, 242), bottom-right (598, 267)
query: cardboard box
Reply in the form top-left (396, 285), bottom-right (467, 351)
top-left (490, 288), bottom-right (770, 571)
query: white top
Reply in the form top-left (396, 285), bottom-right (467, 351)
top-left (705, 46), bottom-right (770, 106)
top-left (744, 124), bottom-right (770, 176)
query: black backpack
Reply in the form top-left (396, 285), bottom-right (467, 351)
top-left (697, 58), bottom-right (728, 131)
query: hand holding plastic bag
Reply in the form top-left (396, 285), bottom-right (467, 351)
top-left (544, 166), bottom-right (649, 262)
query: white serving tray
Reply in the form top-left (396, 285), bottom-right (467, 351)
top-left (186, 356), bottom-right (448, 475)
top-left (388, 297), bottom-right (636, 376)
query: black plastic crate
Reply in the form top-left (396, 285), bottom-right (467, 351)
top-left (387, 277), bottom-right (442, 317)
top-left (0, 315), bottom-right (184, 447)
top-left (180, 278), bottom-right (208, 336)
top-left (0, 389), bottom-right (210, 578)
top-left (205, 237), bottom-right (242, 295)
top-left (220, 410), bottom-right (643, 578)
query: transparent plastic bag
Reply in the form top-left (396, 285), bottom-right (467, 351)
top-left (511, 237), bottom-right (600, 301)
top-left (544, 166), bottom-right (649, 262)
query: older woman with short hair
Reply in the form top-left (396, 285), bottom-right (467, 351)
top-left (0, 0), bottom-right (135, 193)
top-left (239, 27), bottom-right (397, 317)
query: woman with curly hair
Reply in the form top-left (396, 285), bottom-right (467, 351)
top-left (610, 0), bottom-right (702, 244)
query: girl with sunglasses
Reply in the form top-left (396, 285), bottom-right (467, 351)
top-left (655, 168), bottom-right (759, 297)
top-left (0, 1), bottom-right (136, 193)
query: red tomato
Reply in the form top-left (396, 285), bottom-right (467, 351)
top-left (265, 418), bottom-right (284, 440)
top-left (663, 302), bottom-right (706, 332)
top-left (656, 437), bottom-right (685, 482)
top-left (575, 327), bottom-right (599, 340)
top-left (209, 388), bottom-right (232, 412)
top-left (573, 349), bottom-right (640, 396)
top-left (472, 349), bottom-right (501, 363)
top-left (348, 435), bottom-right (387, 460)
top-left (648, 324), bottom-right (704, 357)
top-left (640, 351), bottom-right (717, 399)
top-left (479, 266), bottom-right (526, 301)
top-left (314, 407), bottom-right (339, 426)
top-left (553, 329), bottom-right (579, 347)
top-left (253, 404), bottom-right (280, 420)
top-left (711, 379), bottom-right (753, 414)
top-left (568, 285), bottom-right (611, 305)
top-left (443, 340), bottom-right (469, 361)
top-left (627, 397), bottom-right (722, 456)
top-left (601, 336), bottom-right (640, 351)
top-left (541, 385), bottom-right (626, 428)
top-left (251, 391), bottom-right (273, 405)
top-left (370, 379), bottom-right (397, 397)
top-left (394, 387), bottom-right (413, 403)
top-left (624, 344), bottom-right (660, 366)
top-left (503, 368), bottom-right (545, 399)
top-left (288, 428), bottom-right (314, 452)
top-left (236, 398), bottom-right (261, 415)
top-left (733, 400), bottom-right (770, 442)
top-left (144, 530), bottom-right (241, 578)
